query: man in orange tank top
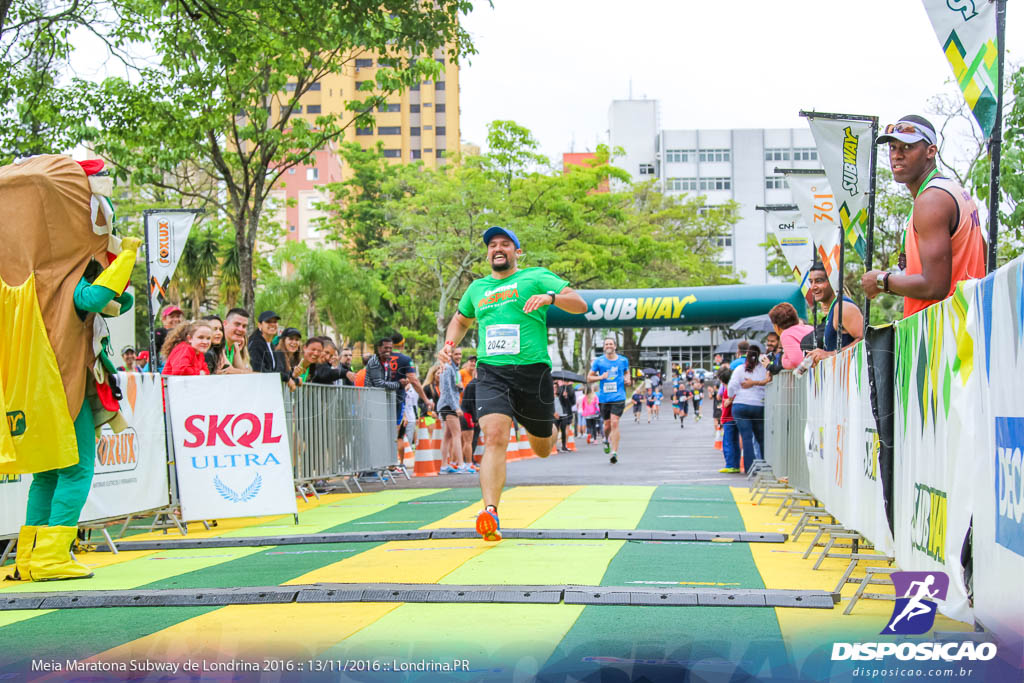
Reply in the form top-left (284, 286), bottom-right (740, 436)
top-left (861, 115), bottom-right (985, 318)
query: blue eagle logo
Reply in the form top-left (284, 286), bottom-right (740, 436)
top-left (213, 474), bottom-right (262, 503)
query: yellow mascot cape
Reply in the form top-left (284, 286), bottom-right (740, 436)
top-left (0, 156), bottom-right (111, 474)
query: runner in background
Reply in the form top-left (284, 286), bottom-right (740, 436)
top-left (440, 226), bottom-right (587, 541)
top-left (587, 337), bottom-right (631, 465)
top-left (631, 387), bottom-right (644, 423)
top-left (673, 381), bottom-right (688, 429)
top-left (691, 377), bottom-right (703, 422)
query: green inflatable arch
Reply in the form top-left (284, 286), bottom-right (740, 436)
top-left (546, 284), bottom-right (806, 328)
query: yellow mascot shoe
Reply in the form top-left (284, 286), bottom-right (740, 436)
top-left (4, 526), bottom-right (38, 581)
top-left (28, 526), bottom-right (94, 581)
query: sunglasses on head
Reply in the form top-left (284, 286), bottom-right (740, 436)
top-left (885, 122), bottom-right (934, 143)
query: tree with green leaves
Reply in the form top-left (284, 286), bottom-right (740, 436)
top-left (256, 241), bottom-right (382, 341)
top-left (78, 0), bottom-right (473, 314)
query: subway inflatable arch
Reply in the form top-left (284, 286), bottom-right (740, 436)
top-left (546, 284), bottom-right (806, 328)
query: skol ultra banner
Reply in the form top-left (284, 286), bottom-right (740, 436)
top-left (805, 116), bottom-right (873, 260)
top-left (784, 172), bottom-right (842, 292)
top-left (804, 343), bottom-right (895, 556)
top-left (145, 210), bottom-right (199, 314)
top-left (166, 373), bottom-right (297, 522)
top-left (967, 255), bottom-right (1024, 644)
top-left (893, 279), bottom-right (982, 624)
top-left (764, 208), bottom-right (814, 295)
top-left (922, 0), bottom-right (1000, 138)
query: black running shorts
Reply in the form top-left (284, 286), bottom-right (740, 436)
top-left (476, 362), bottom-right (555, 439)
top-left (600, 401), bottom-right (625, 420)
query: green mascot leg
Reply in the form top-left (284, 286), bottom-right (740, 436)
top-left (24, 398), bottom-right (96, 526)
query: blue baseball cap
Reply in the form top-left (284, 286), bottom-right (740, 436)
top-left (482, 226), bottom-right (520, 249)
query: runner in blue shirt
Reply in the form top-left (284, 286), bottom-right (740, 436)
top-left (587, 337), bottom-right (631, 465)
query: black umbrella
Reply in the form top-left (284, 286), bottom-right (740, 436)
top-left (551, 369), bottom-right (586, 383)
top-left (730, 314), bottom-right (775, 335)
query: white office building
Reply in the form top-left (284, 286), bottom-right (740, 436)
top-left (608, 99), bottom-right (823, 285)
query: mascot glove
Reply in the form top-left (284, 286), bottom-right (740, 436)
top-left (92, 244), bottom-right (140, 295)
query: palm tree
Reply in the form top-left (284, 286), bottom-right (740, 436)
top-left (177, 227), bottom-right (220, 315)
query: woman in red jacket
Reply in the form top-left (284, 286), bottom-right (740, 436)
top-left (161, 321), bottom-right (214, 376)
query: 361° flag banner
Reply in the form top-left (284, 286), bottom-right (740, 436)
top-left (784, 171), bottom-right (842, 293)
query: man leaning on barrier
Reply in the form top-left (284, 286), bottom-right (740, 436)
top-left (860, 115), bottom-right (985, 318)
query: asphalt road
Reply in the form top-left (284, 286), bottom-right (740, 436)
top-left (357, 405), bottom-right (741, 490)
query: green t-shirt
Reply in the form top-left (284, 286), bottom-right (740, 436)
top-left (457, 267), bottom-right (569, 366)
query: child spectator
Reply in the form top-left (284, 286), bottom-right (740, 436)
top-left (161, 321), bottom-right (213, 376)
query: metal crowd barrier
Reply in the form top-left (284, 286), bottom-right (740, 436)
top-left (282, 383), bottom-right (397, 484)
top-left (764, 370), bottom-right (810, 493)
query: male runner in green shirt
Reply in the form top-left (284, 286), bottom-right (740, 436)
top-left (439, 226), bottom-right (587, 541)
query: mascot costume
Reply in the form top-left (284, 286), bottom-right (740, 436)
top-left (1, 155), bottom-right (139, 581)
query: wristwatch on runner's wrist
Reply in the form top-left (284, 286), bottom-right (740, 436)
top-left (546, 290), bottom-right (556, 304)
top-left (875, 272), bottom-right (886, 292)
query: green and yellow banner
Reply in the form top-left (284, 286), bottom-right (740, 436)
top-left (922, 0), bottom-right (999, 137)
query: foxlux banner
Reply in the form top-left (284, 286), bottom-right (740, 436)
top-left (764, 207), bottom-right (814, 293)
top-left (145, 210), bottom-right (199, 314)
top-left (805, 115), bottom-right (873, 260)
top-left (805, 342), bottom-right (894, 556)
top-left (785, 172), bottom-right (842, 292)
top-left (0, 373), bottom-right (169, 536)
top-left (968, 255), bottom-right (1024, 646)
top-left (166, 374), bottom-right (297, 522)
top-left (922, 0), bottom-right (999, 138)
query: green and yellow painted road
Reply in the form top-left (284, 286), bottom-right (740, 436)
top-left (0, 484), bottom-right (970, 679)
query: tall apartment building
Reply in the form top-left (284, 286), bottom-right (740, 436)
top-left (269, 49), bottom-right (461, 244)
top-left (608, 99), bottom-right (821, 284)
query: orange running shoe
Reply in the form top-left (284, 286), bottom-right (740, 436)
top-left (475, 508), bottom-right (502, 542)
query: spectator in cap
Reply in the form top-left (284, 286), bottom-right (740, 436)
top-left (153, 304), bottom-right (183, 368)
top-left (274, 327), bottom-right (302, 390)
top-left (136, 350), bottom-right (151, 372)
top-left (249, 310), bottom-right (282, 375)
top-left (861, 114), bottom-right (986, 318)
top-left (119, 346), bottom-right (137, 372)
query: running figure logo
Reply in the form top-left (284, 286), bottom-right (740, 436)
top-left (883, 571), bottom-right (949, 635)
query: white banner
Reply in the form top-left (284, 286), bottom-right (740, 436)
top-left (805, 116), bottom-right (873, 261)
top-left (805, 343), bottom-right (894, 556)
top-left (0, 373), bottom-right (170, 536)
top-left (146, 210), bottom-right (199, 314)
top-left (81, 373), bottom-right (169, 521)
top-left (166, 374), bottom-right (297, 522)
top-left (893, 281), bottom-right (980, 623)
top-left (922, 0), bottom-right (999, 138)
top-left (785, 172), bottom-right (842, 292)
top-left (764, 207), bottom-right (814, 290)
top-left (968, 255), bottom-right (1024, 642)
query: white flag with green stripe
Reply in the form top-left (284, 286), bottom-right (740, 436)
top-left (922, 0), bottom-right (999, 138)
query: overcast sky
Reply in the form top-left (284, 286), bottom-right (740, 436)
top-left (459, 0), bottom-right (1021, 163)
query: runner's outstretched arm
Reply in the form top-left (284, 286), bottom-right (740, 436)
top-left (522, 287), bottom-right (587, 314)
top-left (440, 312), bottom-right (474, 364)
